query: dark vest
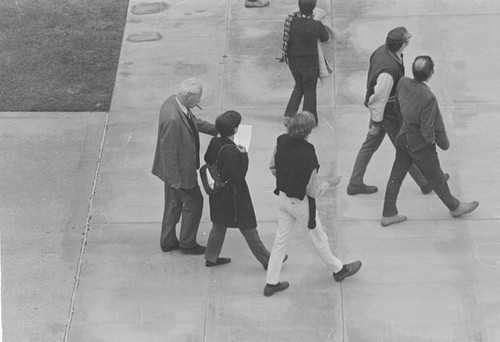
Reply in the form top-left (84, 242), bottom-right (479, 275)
top-left (364, 45), bottom-right (405, 109)
top-left (274, 134), bottom-right (319, 200)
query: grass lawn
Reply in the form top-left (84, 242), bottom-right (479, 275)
top-left (0, 0), bottom-right (129, 111)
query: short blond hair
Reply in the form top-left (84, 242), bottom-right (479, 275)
top-left (287, 111), bottom-right (315, 138)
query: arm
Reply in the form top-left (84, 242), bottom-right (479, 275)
top-left (306, 168), bottom-right (329, 198)
top-left (161, 121), bottom-right (182, 188)
top-left (368, 73), bottom-right (394, 123)
top-left (419, 95), bottom-right (439, 146)
top-left (221, 147), bottom-right (248, 183)
top-left (194, 116), bottom-right (218, 136)
top-left (269, 144), bottom-right (277, 177)
top-left (318, 21), bottom-right (329, 42)
top-left (433, 104), bottom-right (450, 150)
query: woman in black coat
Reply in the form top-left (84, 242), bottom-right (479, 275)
top-left (203, 110), bottom-right (271, 268)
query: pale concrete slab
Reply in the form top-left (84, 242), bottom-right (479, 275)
top-left (0, 112), bottom-right (106, 341)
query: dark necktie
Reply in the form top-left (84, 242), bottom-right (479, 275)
top-left (187, 109), bottom-right (200, 168)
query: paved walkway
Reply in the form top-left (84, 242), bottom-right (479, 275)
top-left (1, 0), bottom-right (500, 341)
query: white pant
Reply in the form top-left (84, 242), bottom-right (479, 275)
top-left (265, 192), bottom-right (343, 285)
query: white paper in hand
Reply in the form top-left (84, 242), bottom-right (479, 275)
top-left (234, 124), bottom-right (252, 151)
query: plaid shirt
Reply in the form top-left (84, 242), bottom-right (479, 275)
top-left (280, 12), bottom-right (313, 63)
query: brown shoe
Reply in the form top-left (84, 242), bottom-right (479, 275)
top-left (245, 0), bottom-right (270, 8)
top-left (333, 261), bottom-right (362, 282)
top-left (263, 281), bottom-right (289, 297)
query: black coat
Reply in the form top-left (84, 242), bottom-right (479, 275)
top-left (204, 137), bottom-right (257, 229)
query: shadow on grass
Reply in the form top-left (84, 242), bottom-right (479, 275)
top-left (0, 0), bottom-right (130, 112)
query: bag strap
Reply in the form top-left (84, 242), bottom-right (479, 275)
top-left (215, 144), bottom-right (236, 182)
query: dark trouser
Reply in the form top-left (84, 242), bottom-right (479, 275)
top-left (161, 182), bottom-right (203, 250)
top-left (284, 55), bottom-right (319, 122)
top-left (205, 223), bottom-right (270, 267)
top-left (382, 135), bottom-right (460, 217)
top-left (349, 113), bottom-right (428, 187)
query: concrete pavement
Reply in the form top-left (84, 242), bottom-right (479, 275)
top-left (1, 0), bottom-right (500, 341)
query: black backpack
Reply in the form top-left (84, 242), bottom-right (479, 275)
top-left (200, 144), bottom-right (232, 195)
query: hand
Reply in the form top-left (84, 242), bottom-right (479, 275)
top-left (329, 176), bottom-right (342, 188)
top-left (368, 121), bottom-right (381, 136)
top-left (236, 144), bottom-right (247, 153)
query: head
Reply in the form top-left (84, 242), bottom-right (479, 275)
top-left (177, 78), bottom-right (203, 109)
top-left (215, 110), bottom-right (242, 137)
top-left (298, 0), bottom-right (317, 16)
top-left (287, 111), bottom-right (316, 139)
top-left (412, 56), bottom-right (435, 82)
top-left (385, 27), bottom-right (412, 53)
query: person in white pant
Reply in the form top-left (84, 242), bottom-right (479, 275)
top-left (263, 111), bottom-right (362, 297)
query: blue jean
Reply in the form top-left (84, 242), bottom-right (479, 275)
top-left (284, 56), bottom-right (319, 122)
top-left (349, 114), bottom-right (428, 187)
top-left (382, 135), bottom-right (459, 217)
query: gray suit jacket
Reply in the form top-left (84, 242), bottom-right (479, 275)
top-left (395, 77), bottom-right (449, 152)
top-left (152, 95), bottom-right (217, 188)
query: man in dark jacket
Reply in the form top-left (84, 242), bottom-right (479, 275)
top-left (347, 27), bottom-right (434, 196)
top-left (152, 78), bottom-right (218, 255)
top-left (381, 56), bottom-right (479, 226)
top-left (204, 111), bottom-right (271, 268)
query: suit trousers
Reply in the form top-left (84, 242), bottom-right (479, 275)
top-left (382, 135), bottom-right (460, 217)
top-left (284, 56), bottom-right (319, 122)
top-left (161, 182), bottom-right (203, 250)
top-left (349, 115), bottom-right (428, 187)
top-left (266, 192), bottom-right (343, 285)
top-left (205, 223), bottom-right (270, 267)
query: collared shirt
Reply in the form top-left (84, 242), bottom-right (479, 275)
top-left (175, 96), bottom-right (190, 117)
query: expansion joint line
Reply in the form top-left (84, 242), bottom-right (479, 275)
top-left (219, 0), bottom-right (231, 112)
top-left (62, 112), bottom-right (111, 342)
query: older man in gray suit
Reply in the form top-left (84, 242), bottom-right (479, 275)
top-left (152, 78), bottom-right (218, 254)
top-left (381, 56), bottom-right (479, 227)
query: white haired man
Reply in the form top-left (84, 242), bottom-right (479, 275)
top-left (152, 78), bottom-right (218, 254)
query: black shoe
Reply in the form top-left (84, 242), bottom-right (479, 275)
top-left (263, 281), bottom-right (289, 297)
top-left (263, 254), bottom-right (288, 271)
top-left (180, 244), bottom-right (206, 255)
top-left (206, 257), bottom-right (231, 267)
top-left (161, 241), bottom-right (179, 252)
top-left (347, 183), bottom-right (378, 195)
top-left (421, 173), bottom-right (449, 194)
top-left (333, 261), bottom-right (362, 281)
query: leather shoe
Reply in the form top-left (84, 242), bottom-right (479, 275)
top-left (180, 244), bottom-right (206, 255)
top-left (263, 281), bottom-right (289, 297)
top-left (347, 183), bottom-right (378, 195)
top-left (450, 201), bottom-right (479, 218)
top-left (206, 257), bottom-right (231, 267)
top-left (421, 173), bottom-right (449, 194)
top-left (245, 0), bottom-right (270, 8)
top-left (161, 241), bottom-right (179, 252)
top-left (263, 254), bottom-right (288, 271)
top-left (381, 214), bottom-right (407, 227)
top-left (333, 261), bottom-right (362, 282)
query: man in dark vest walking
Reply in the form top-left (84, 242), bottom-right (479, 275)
top-left (347, 27), bottom-right (436, 196)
